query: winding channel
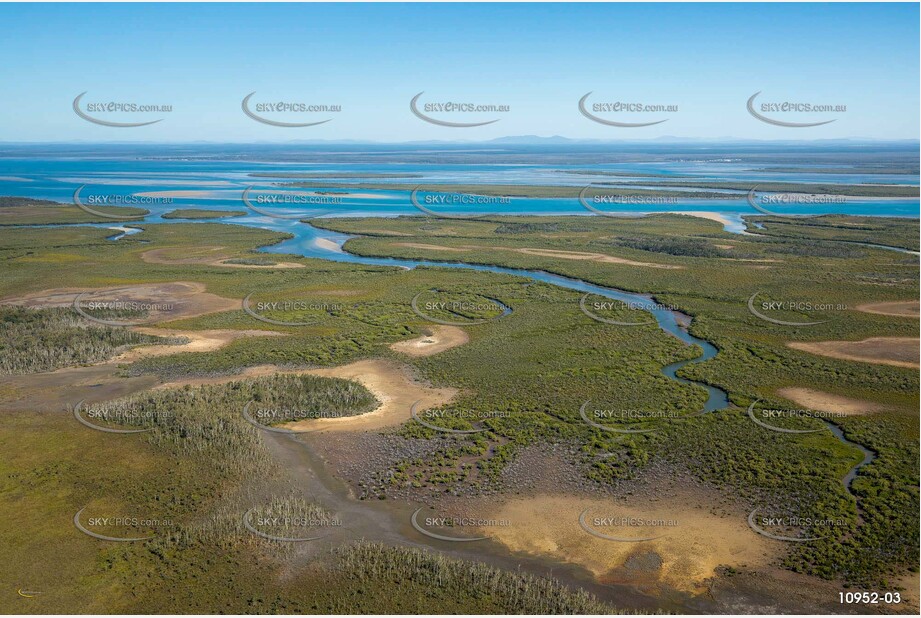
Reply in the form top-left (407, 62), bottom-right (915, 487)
top-left (36, 217), bottom-right (875, 479)
top-left (266, 222), bottom-right (877, 486)
top-left (9, 216), bottom-right (876, 609)
top-left (270, 222), bottom-right (731, 412)
top-left (824, 422), bottom-right (876, 492)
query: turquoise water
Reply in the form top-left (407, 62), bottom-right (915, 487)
top-left (5, 150), bottom-right (892, 519)
top-left (3, 152), bottom-right (916, 414)
top-left (1, 157), bottom-right (918, 231)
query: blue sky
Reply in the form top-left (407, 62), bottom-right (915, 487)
top-left (0, 2), bottom-right (917, 142)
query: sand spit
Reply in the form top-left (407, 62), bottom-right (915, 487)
top-left (314, 238), bottom-right (344, 253)
top-left (668, 211), bottom-right (732, 226)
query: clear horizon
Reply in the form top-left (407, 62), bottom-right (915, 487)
top-left (2, 136), bottom-right (920, 146)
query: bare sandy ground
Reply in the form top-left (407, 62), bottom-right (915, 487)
top-left (392, 242), bottom-right (683, 269)
top-left (314, 238), bottom-right (344, 253)
top-left (2, 281), bottom-right (238, 323)
top-left (668, 211), bottom-right (731, 226)
top-left (362, 229), bottom-right (413, 236)
top-left (0, 325), bottom-right (283, 412)
top-left (894, 572), bottom-right (920, 613)
top-left (140, 247), bottom-right (303, 269)
top-left (390, 325), bottom-right (469, 357)
top-left (0, 282), bottom-right (279, 412)
top-left (788, 337), bottom-right (919, 369)
top-left (115, 327), bottom-right (284, 362)
top-left (856, 300), bottom-right (920, 318)
top-left (216, 260), bottom-right (304, 269)
top-left (284, 359), bottom-right (456, 432)
top-left (777, 387), bottom-right (888, 415)
top-left (476, 492), bottom-right (776, 594)
top-left (150, 358), bottom-right (456, 432)
top-left (2, 284), bottom-right (449, 431)
top-left (0, 364), bottom-right (161, 413)
top-left (513, 247), bottom-right (682, 269)
top-left (395, 242), bottom-right (469, 253)
top-left (140, 246), bottom-right (229, 264)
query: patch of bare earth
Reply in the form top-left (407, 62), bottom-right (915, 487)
top-left (512, 247), bottom-right (683, 268)
top-left (893, 572), bottom-right (920, 613)
top-left (216, 260), bottom-right (304, 269)
top-left (393, 242), bottom-right (470, 253)
top-left (115, 327), bottom-right (283, 362)
top-left (0, 324), bottom-right (283, 412)
top-left (0, 283), bottom-right (280, 413)
top-left (668, 211), bottom-right (731, 226)
top-left (470, 490), bottom-right (776, 595)
top-left (313, 238), bottom-right (343, 253)
top-left (398, 452), bottom-right (780, 598)
top-left (389, 325), bottom-right (469, 357)
top-left (141, 247), bottom-right (303, 269)
top-left (152, 359), bottom-right (456, 433)
top-left (363, 229), bottom-right (413, 236)
top-left (0, 365), bottom-right (160, 413)
top-left (2, 281), bottom-right (238, 323)
top-left (788, 337), bottom-right (919, 369)
top-left (140, 246), bottom-right (228, 264)
top-left (284, 359), bottom-right (456, 432)
top-left (391, 242), bottom-right (683, 269)
top-left (777, 387), bottom-right (888, 415)
top-left (856, 300), bottom-right (920, 318)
